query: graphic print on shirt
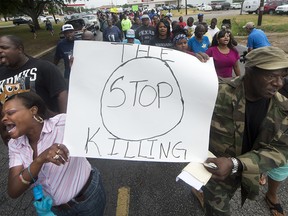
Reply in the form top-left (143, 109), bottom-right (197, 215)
top-left (108, 34), bottom-right (116, 42)
top-left (0, 77), bottom-right (30, 104)
top-left (0, 68), bottom-right (37, 103)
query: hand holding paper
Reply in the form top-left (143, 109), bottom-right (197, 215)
top-left (176, 151), bottom-right (216, 190)
top-left (204, 157), bottom-right (234, 181)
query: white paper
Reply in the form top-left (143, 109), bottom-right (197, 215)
top-left (177, 170), bottom-right (206, 190)
top-left (63, 41), bottom-right (218, 162)
top-left (176, 151), bottom-right (216, 189)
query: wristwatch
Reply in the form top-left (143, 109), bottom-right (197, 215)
top-left (230, 157), bottom-right (239, 174)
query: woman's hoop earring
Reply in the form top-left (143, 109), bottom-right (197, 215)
top-left (33, 115), bottom-right (44, 123)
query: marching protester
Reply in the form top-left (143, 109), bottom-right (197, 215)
top-left (198, 46), bottom-right (288, 216)
top-left (45, 18), bottom-right (54, 36)
top-left (178, 16), bottom-right (186, 29)
top-left (54, 24), bottom-right (75, 81)
top-left (0, 34), bottom-right (68, 145)
top-left (28, 20), bottom-right (37, 39)
top-left (243, 22), bottom-right (271, 53)
top-left (184, 17), bottom-right (195, 39)
top-left (194, 13), bottom-right (204, 26)
top-left (103, 18), bottom-right (123, 42)
top-left (206, 29), bottom-right (240, 77)
top-left (135, 14), bottom-right (156, 45)
top-left (121, 14), bottom-right (132, 39)
top-left (172, 28), bottom-right (209, 63)
top-left (207, 18), bottom-right (220, 39)
top-left (122, 29), bottom-right (141, 44)
top-left (149, 19), bottom-right (173, 48)
top-left (1, 92), bottom-right (106, 215)
top-left (188, 24), bottom-right (210, 53)
top-left (82, 30), bottom-right (96, 41)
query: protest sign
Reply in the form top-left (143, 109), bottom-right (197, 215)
top-left (63, 42), bottom-right (218, 162)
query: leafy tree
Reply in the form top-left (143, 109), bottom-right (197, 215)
top-left (0, 1), bottom-right (17, 21)
top-left (7, 0), bottom-right (75, 29)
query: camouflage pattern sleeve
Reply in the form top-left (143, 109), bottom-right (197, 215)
top-left (209, 76), bottom-right (288, 201)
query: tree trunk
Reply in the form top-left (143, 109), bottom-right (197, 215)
top-left (31, 16), bottom-right (41, 30)
top-left (30, 13), bottom-right (41, 30)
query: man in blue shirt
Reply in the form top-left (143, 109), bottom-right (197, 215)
top-left (188, 24), bottom-right (210, 53)
top-left (54, 24), bottom-right (75, 81)
top-left (243, 22), bottom-right (271, 52)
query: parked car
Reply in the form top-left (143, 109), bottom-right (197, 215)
top-left (162, 5), bottom-right (170, 10)
top-left (275, 4), bottom-right (288, 14)
top-left (243, 0), bottom-right (260, 14)
top-left (40, 15), bottom-right (61, 23)
top-left (197, 4), bottom-right (213, 11)
top-left (60, 18), bottom-right (98, 40)
top-left (82, 15), bottom-right (100, 30)
top-left (13, 17), bottom-right (31, 25)
top-left (169, 4), bottom-right (177, 9)
top-left (264, 0), bottom-right (288, 14)
top-left (230, 3), bottom-right (242, 9)
top-left (214, 2), bottom-right (231, 10)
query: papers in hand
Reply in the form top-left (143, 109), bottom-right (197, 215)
top-left (176, 151), bottom-right (216, 190)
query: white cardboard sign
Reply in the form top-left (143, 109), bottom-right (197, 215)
top-left (63, 41), bottom-right (218, 163)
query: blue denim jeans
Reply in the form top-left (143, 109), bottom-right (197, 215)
top-left (51, 168), bottom-right (106, 216)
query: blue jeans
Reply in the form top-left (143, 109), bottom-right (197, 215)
top-left (51, 168), bottom-right (106, 216)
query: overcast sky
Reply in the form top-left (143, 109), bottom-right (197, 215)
top-left (85, 0), bottom-right (128, 7)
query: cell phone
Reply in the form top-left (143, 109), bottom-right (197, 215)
top-left (203, 162), bottom-right (218, 169)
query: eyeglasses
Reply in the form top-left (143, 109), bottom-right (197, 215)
top-left (262, 71), bottom-right (288, 83)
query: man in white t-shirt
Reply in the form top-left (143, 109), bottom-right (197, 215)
top-left (207, 18), bottom-right (220, 39)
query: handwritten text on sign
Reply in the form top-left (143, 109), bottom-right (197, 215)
top-left (63, 42), bottom-right (218, 162)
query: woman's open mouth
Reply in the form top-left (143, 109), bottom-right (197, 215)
top-left (6, 124), bottom-right (16, 133)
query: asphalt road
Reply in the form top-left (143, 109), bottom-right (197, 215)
top-left (0, 10), bottom-right (287, 216)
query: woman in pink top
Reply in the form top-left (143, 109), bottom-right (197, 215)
top-left (206, 29), bottom-right (241, 78)
top-left (1, 92), bottom-right (106, 215)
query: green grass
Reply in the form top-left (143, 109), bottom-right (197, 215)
top-left (0, 21), bottom-right (63, 56)
top-left (171, 10), bottom-right (288, 36)
top-left (209, 14), bottom-right (288, 36)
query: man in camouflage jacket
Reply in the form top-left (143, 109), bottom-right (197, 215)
top-left (202, 46), bottom-right (288, 215)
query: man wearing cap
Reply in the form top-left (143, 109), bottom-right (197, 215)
top-left (123, 29), bottom-right (141, 44)
top-left (243, 22), bottom-right (271, 53)
top-left (135, 14), bottom-right (156, 45)
top-left (194, 13), bottom-right (204, 26)
top-left (199, 46), bottom-right (288, 216)
top-left (54, 24), bottom-right (75, 81)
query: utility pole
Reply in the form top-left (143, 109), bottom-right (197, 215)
top-left (185, 0), bottom-right (187, 15)
top-left (257, 0), bottom-right (265, 26)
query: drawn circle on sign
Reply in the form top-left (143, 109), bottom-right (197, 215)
top-left (100, 57), bottom-right (184, 141)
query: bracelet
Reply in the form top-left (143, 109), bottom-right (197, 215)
top-left (230, 157), bottom-right (239, 175)
top-left (27, 165), bottom-right (36, 183)
top-left (19, 171), bottom-right (31, 185)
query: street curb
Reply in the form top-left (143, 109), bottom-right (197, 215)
top-left (33, 46), bottom-right (56, 58)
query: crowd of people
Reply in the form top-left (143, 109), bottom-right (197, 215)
top-left (95, 11), bottom-right (242, 78)
top-left (1, 8), bottom-right (288, 216)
